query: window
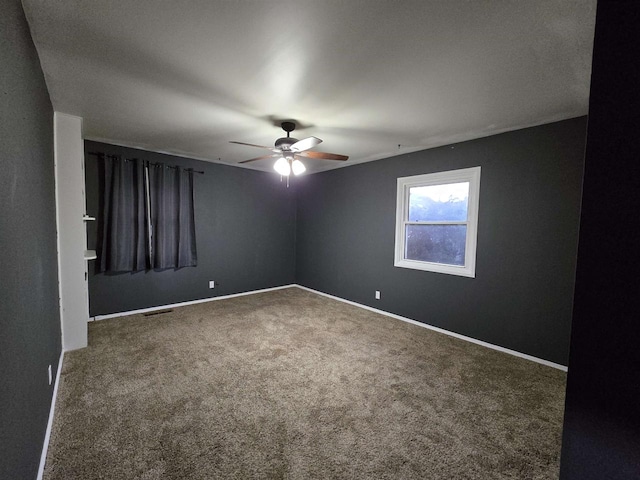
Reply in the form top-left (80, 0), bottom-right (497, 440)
top-left (394, 166), bottom-right (481, 277)
top-left (96, 155), bottom-right (197, 273)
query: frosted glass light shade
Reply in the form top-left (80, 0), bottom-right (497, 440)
top-left (273, 157), bottom-right (291, 176)
top-left (292, 159), bottom-right (306, 176)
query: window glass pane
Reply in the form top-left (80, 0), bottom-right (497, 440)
top-left (405, 224), bottom-right (467, 266)
top-left (408, 182), bottom-right (469, 221)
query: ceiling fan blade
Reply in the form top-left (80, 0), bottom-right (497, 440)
top-left (297, 150), bottom-right (349, 161)
top-left (238, 154), bottom-right (279, 164)
top-left (290, 136), bottom-right (322, 152)
top-left (229, 141), bottom-right (277, 151)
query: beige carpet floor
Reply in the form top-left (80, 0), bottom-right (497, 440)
top-left (44, 287), bottom-right (566, 479)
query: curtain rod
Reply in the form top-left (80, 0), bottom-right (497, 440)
top-left (88, 152), bottom-right (205, 174)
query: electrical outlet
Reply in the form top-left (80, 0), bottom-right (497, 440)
top-left (48, 365), bottom-right (52, 385)
top-left (375, 290), bottom-right (381, 300)
top-left (209, 280), bottom-right (215, 289)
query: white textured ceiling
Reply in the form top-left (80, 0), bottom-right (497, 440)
top-left (23, 0), bottom-right (596, 174)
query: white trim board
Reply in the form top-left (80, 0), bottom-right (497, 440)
top-left (37, 351), bottom-right (64, 480)
top-left (294, 285), bottom-right (568, 372)
top-left (92, 284), bottom-right (297, 321)
top-left (54, 112), bottom-right (89, 351)
top-left (91, 282), bottom-right (566, 371)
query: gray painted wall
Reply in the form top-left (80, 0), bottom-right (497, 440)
top-left (0, 0), bottom-right (62, 477)
top-left (85, 141), bottom-right (297, 316)
top-left (296, 118), bottom-right (586, 365)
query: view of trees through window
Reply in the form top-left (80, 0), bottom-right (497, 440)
top-left (405, 182), bottom-right (469, 265)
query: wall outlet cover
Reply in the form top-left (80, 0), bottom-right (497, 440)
top-left (209, 281), bottom-right (215, 289)
top-left (375, 290), bottom-right (381, 300)
top-left (48, 365), bottom-right (52, 385)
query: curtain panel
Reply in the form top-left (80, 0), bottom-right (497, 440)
top-left (148, 164), bottom-right (197, 269)
top-left (97, 156), bottom-right (148, 272)
top-left (97, 156), bottom-right (197, 273)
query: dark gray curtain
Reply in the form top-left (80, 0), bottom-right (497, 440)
top-left (148, 163), bottom-right (197, 269)
top-left (98, 156), bottom-right (148, 272)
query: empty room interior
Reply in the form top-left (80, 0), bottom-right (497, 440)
top-left (2, 1), bottom-right (640, 479)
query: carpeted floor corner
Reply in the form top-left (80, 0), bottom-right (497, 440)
top-left (44, 287), bottom-right (566, 479)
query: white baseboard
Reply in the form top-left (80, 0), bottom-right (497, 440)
top-left (92, 284), bottom-right (297, 321)
top-left (295, 285), bottom-right (568, 372)
top-left (90, 282), bottom-right (566, 371)
top-left (37, 351), bottom-right (64, 480)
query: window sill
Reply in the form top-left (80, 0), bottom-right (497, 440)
top-left (394, 258), bottom-right (475, 278)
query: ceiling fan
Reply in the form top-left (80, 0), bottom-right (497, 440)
top-left (230, 121), bottom-right (348, 177)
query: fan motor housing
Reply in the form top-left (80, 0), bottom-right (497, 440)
top-left (275, 137), bottom-right (298, 151)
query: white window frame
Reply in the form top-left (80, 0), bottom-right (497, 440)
top-left (394, 166), bottom-right (481, 278)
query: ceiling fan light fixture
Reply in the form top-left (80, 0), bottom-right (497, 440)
top-left (231, 121), bottom-right (348, 176)
top-left (273, 157), bottom-right (291, 176)
top-left (292, 159), bottom-right (306, 176)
